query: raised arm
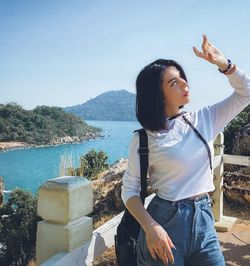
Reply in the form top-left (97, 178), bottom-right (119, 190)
top-left (193, 34), bottom-right (250, 138)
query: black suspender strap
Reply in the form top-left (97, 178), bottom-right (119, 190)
top-left (182, 115), bottom-right (213, 171)
top-left (133, 128), bottom-right (149, 203)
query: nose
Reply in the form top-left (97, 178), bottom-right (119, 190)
top-left (179, 77), bottom-right (188, 89)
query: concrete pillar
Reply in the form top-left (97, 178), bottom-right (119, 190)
top-left (213, 132), bottom-right (224, 222)
top-left (213, 133), bottom-right (237, 232)
top-left (36, 176), bottom-right (93, 265)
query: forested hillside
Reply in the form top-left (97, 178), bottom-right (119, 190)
top-left (0, 103), bottom-right (101, 145)
top-left (64, 89), bottom-right (136, 121)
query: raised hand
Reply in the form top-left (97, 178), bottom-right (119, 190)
top-left (193, 34), bottom-right (228, 71)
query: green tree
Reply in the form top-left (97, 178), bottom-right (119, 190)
top-left (0, 189), bottom-right (41, 266)
top-left (0, 103), bottom-right (101, 145)
top-left (80, 149), bottom-right (109, 180)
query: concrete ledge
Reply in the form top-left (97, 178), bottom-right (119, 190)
top-left (215, 215), bottom-right (238, 232)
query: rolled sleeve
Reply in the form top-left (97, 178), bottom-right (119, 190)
top-left (121, 131), bottom-right (141, 206)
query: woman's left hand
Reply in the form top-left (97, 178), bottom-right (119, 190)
top-left (193, 34), bottom-right (228, 71)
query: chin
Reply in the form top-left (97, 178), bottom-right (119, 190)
top-left (181, 99), bottom-right (190, 106)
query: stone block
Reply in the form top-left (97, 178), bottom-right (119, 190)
top-left (36, 216), bottom-right (92, 265)
top-left (37, 176), bottom-right (93, 223)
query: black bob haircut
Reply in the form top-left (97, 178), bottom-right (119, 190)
top-left (135, 59), bottom-right (188, 131)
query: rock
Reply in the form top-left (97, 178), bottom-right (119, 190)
top-left (91, 159), bottom-right (128, 215)
top-left (232, 123), bottom-right (250, 155)
top-left (223, 171), bottom-right (250, 206)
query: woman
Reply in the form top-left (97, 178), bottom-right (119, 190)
top-left (121, 34), bottom-right (250, 266)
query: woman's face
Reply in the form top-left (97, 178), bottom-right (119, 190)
top-left (161, 66), bottom-right (190, 110)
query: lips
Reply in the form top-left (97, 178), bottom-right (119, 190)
top-left (183, 91), bottom-right (189, 97)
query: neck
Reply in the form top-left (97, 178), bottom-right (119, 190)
top-left (165, 107), bottom-right (181, 118)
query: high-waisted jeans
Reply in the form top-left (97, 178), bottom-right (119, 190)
top-left (136, 193), bottom-right (225, 265)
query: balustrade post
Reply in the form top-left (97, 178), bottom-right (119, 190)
top-left (213, 133), bottom-right (237, 232)
top-left (36, 176), bottom-right (93, 265)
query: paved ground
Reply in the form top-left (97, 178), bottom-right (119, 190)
top-left (217, 223), bottom-right (250, 266)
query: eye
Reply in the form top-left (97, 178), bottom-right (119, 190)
top-left (171, 80), bottom-right (177, 86)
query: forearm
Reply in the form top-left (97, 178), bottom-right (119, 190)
top-left (125, 195), bottom-right (157, 234)
top-left (227, 66), bottom-right (250, 94)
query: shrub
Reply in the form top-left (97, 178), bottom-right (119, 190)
top-left (59, 149), bottom-right (109, 180)
top-left (80, 149), bottom-right (109, 180)
top-left (0, 189), bottom-right (41, 266)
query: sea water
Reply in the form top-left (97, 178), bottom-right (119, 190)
top-left (0, 120), bottom-right (140, 196)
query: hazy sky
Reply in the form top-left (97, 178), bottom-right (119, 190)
top-left (1, 0), bottom-right (250, 111)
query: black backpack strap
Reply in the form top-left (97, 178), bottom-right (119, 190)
top-left (133, 128), bottom-right (149, 203)
top-left (182, 114), bottom-right (212, 171)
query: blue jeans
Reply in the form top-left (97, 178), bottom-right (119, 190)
top-left (136, 194), bottom-right (225, 265)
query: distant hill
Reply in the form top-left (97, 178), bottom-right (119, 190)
top-left (0, 103), bottom-right (101, 145)
top-left (64, 89), bottom-right (136, 121)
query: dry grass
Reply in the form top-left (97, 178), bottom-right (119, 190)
top-left (59, 152), bottom-right (75, 176)
top-left (93, 246), bottom-right (118, 266)
top-left (223, 197), bottom-right (250, 225)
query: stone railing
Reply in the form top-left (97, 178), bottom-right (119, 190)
top-left (36, 133), bottom-right (250, 265)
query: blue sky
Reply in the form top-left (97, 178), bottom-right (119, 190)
top-left (1, 0), bottom-right (250, 111)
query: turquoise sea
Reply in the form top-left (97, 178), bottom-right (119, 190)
top-left (0, 120), bottom-right (140, 196)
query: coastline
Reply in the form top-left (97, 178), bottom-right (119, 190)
top-left (0, 132), bottom-right (103, 153)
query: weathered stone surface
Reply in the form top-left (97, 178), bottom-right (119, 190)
top-left (91, 159), bottom-right (127, 218)
top-left (36, 216), bottom-right (92, 265)
top-left (37, 176), bottom-right (93, 224)
top-left (232, 123), bottom-right (250, 155)
top-left (223, 171), bottom-right (250, 206)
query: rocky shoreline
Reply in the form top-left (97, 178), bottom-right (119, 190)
top-left (0, 132), bottom-right (103, 153)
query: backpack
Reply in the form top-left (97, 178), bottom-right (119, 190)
top-left (114, 128), bottom-right (149, 266)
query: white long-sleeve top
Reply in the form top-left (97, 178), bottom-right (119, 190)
top-left (121, 66), bottom-right (250, 206)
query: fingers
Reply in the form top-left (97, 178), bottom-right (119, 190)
top-left (148, 246), bottom-right (158, 261)
top-left (146, 225), bottom-right (175, 265)
top-left (149, 240), bottom-right (174, 265)
top-left (167, 236), bottom-right (176, 250)
top-left (193, 34), bottom-right (214, 60)
top-left (161, 238), bottom-right (175, 264)
top-left (156, 236), bottom-right (175, 265)
top-left (193, 46), bottom-right (206, 59)
top-left (201, 34), bottom-right (208, 54)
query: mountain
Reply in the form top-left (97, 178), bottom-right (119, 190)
top-left (0, 103), bottom-right (101, 146)
top-left (64, 89), bottom-right (136, 121)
